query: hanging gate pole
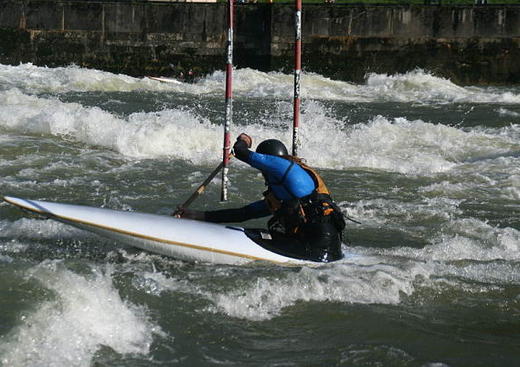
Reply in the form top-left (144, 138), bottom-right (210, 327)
top-left (292, 0), bottom-right (302, 157)
top-left (221, 0), bottom-right (234, 201)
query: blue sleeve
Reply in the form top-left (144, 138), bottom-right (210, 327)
top-left (247, 152), bottom-right (291, 177)
top-left (248, 152), bottom-right (316, 199)
top-left (233, 140), bottom-right (316, 199)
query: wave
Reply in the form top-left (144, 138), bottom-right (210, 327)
top-left (1, 195), bottom-right (517, 324)
top-left (1, 89), bottom-right (518, 175)
top-left (0, 63), bottom-right (175, 93)
top-left (2, 63), bottom-right (520, 104)
top-left (130, 216), bottom-right (520, 321)
top-left (0, 260), bottom-right (162, 367)
top-left (0, 88), bottom-right (221, 163)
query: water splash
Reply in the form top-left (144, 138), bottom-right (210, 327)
top-left (0, 260), bottom-right (162, 367)
top-left (0, 217), bottom-right (86, 240)
top-left (207, 260), bottom-right (427, 321)
top-left (0, 89), bottom-right (220, 162)
top-left (1, 89), bottom-right (518, 175)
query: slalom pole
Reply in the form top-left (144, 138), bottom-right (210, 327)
top-left (221, 0), bottom-right (234, 201)
top-left (292, 0), bottom-right (302, 157)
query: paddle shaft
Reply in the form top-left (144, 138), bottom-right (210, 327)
top-left (173, 153), bottom-right (235, 216)
top-left (173, 161), bottom-right (225, 216)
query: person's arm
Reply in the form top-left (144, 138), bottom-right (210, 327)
top-left (180, 200), bottom-right (270, 223)
top-left (233, 135), bottom-right (290, 180)
top-left (204, 200), bottom-right (269, 223)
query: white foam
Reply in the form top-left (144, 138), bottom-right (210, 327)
top-left (0, 218), bottom-right (87, 240)
top-left (366, 218), bottom-right (520, 263)
top-left (133, 270), bottom-right (197, 297)
top-left (168, 68), bottom-right (520, 104)
top-left (113, 214), bottom-right (519, 322)
top-left (0, 89), bottom-right (221, 162)
top-left (0, 260), bottom-right (162, 367)
top-left (0, 63), bottom-right (176, 93)
top-left (344, 196), bottom-right (463, 230)
top-left (304, 115), bottom-right (461, 173)
top-left (364, 69), bottom-right (520, 104)
top-left (208, 260), bottom-right (432, 321)
top-left (2, 88), bottom-right (518, 175)
top-left (127, 258), bottom-right (433, 321)
top-left (497, 107), bottom-right (520, 117)
top-left (2, 63), bottom-right (520, 104)
top-left (420, 165), bottom-right (520, 201)
top-left (431, 219), bottom-right (520, 261)
top-left (438, 261), bottom-right (520, 286)
top-left (502, 174), bottom-right (520, 200)
top-left (0, 254), bottom-right (13, 263)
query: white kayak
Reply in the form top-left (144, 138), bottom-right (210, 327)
top-left (147, 76), bottom-right (182, 84)
top-left (3, 196), bottom-right (317, 266)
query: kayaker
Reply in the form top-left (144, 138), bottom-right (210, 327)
top-left (178, 133), bottom-right (345, 262)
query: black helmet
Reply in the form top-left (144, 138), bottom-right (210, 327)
top-left (256, 139), bottom-right (288, 156)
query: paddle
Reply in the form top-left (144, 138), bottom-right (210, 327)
top-left (172, 156), bottom-right (232, 217)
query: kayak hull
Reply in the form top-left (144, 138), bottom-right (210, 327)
top-left (3, 196), bottom-right (315, 266)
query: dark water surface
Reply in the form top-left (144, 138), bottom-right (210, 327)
top-left (0, 64), bottom-right (519, 366)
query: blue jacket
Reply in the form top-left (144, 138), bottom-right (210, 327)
top-left (233, 140), bottom-right (316, 218)
top-left (243, 150), bottom-right (316, 218)
top-left (203, 140), bottom-right (316, 223)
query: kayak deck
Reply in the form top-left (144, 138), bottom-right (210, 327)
top-left (3, 196), bottom-right (317, 266)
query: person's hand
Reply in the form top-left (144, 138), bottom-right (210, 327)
top-left (237, 133), bottom-right (252, 148)
top-left (171, 206), bottom-right (183, 218)
top-left (173, 207), bottom-right (205, 221)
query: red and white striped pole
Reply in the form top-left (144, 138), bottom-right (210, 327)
top-left (292, 0), bottom-right (302, 157)
top-left (221, 0), bottom-right (234, 201)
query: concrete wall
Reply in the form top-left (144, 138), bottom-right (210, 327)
top-left (1, 1), bottom-right (519, 84)
top-left (293, 6), bottom-right (520, 84)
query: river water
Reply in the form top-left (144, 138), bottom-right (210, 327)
top-left (0, 63), bottom-right (518, 366)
